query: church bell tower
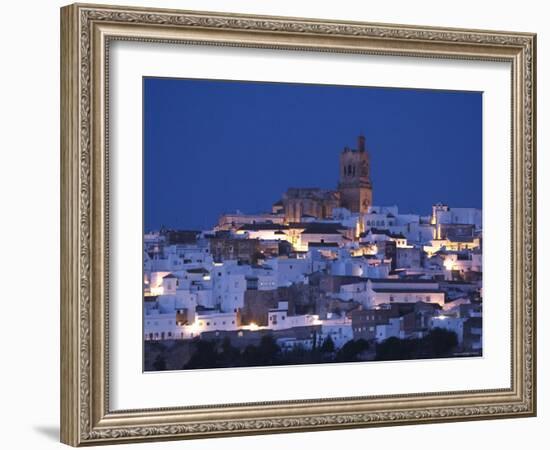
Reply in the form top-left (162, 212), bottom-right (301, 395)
top-left (338, 135), bottom-right (373, 214)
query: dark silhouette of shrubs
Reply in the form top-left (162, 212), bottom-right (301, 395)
top-left (146, 328), bottom-right (460, 370)
top-left (335, 339), bottom-right (369, 362)
top-left (376, 328), bottom-right (458, 361)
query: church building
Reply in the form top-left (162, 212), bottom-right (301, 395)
top-left (278, 135), bottom-right (373, 223)
top-left (338, 135), bottom-right (373, 214)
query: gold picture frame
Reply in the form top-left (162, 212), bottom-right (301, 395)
top-left (60, 3), bottom-right (536, 446)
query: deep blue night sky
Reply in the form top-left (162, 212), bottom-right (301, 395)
top-left (144, 77), bottom-right (482, 231)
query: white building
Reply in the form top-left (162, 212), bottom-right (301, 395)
top-left (363, 212), bottom-right (396, 230)
top-left (367, 279), bottom-right (445, 307)
top-left (235, 223), bottom-right (291, 243)
top-left (429, 315), bottom-right (465, 344)
top-left (329, 256), bottom-right (390, 279)
top-left (265, 256), bottom-right (311, 287)
top-left (144, 270), bottom-right (171, 296)
top-left (404, 222), bottom-right (436, 244)
top-left (336, 281), bottom-right (370, 306)
top-left (216, 211), bottom-right (285, 231)
top-left (319, 317), bottom-right (354, 349)
top-left (144, 310), bottom-right (179, 341)
top-left (211, 261), bottom-right (276, 312)
top-left (212, 268), bottom-right (247, 313)
top-left (299, 232), bottom-right (346, 250)
top-left (369, 287), bottom-right (445, 307)
top-left (433, 205), bottom-right (482, 229)
top-left (375, 317), bottom-right (404, 343)
top-left (367, 205), bottom-right (399, 217)
top-left (267, 302), bottom-right (320, 330)
top-left (193, 310), bottom-right (240, 333)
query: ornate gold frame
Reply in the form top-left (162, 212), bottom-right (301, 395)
top-left (60, 3), bottom-right (536, 446)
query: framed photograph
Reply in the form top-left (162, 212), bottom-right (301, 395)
top-left (60, 3), bottom-right (537, 446)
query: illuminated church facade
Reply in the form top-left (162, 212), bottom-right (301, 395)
top-left (280, 135), bottom-right (373, 223)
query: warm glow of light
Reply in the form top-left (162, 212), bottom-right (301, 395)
top-left (203, 275), bottom-right (211, 281)
top-left (149, 286), bottom-right (164, 296)
top-left (435, 315), bottom-right (447, 320)
top-left (240, 322), bottom-right (267, 332)
top-left (186, 321), bottom-right (201, 334)
top-left (443, 258), bottom-right (454, 271)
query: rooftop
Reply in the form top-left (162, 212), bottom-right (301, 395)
top-left (301, 223), bottom-right (346, 235)
top-left (372, 288), bottom-right (444, 294)
top-left (369, 278), bottom-right (438, 284)
top-left (366, 228), bottom-right (406, 239)
top-left (186, 267), bottom-right (210, 274)
top-left (239, 223), bottom-right (288, 231)
top-left (308, 242), bottom-right (340, 248)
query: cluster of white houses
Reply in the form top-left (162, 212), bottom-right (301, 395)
top-left (144, 136), bottom-right (482, 353)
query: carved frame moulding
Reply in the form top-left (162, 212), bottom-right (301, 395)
top-left (60, 3), bottom-right (536, 446)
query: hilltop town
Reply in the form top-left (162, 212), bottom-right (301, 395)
top-left (144, 136), bottom-right (482, 370)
